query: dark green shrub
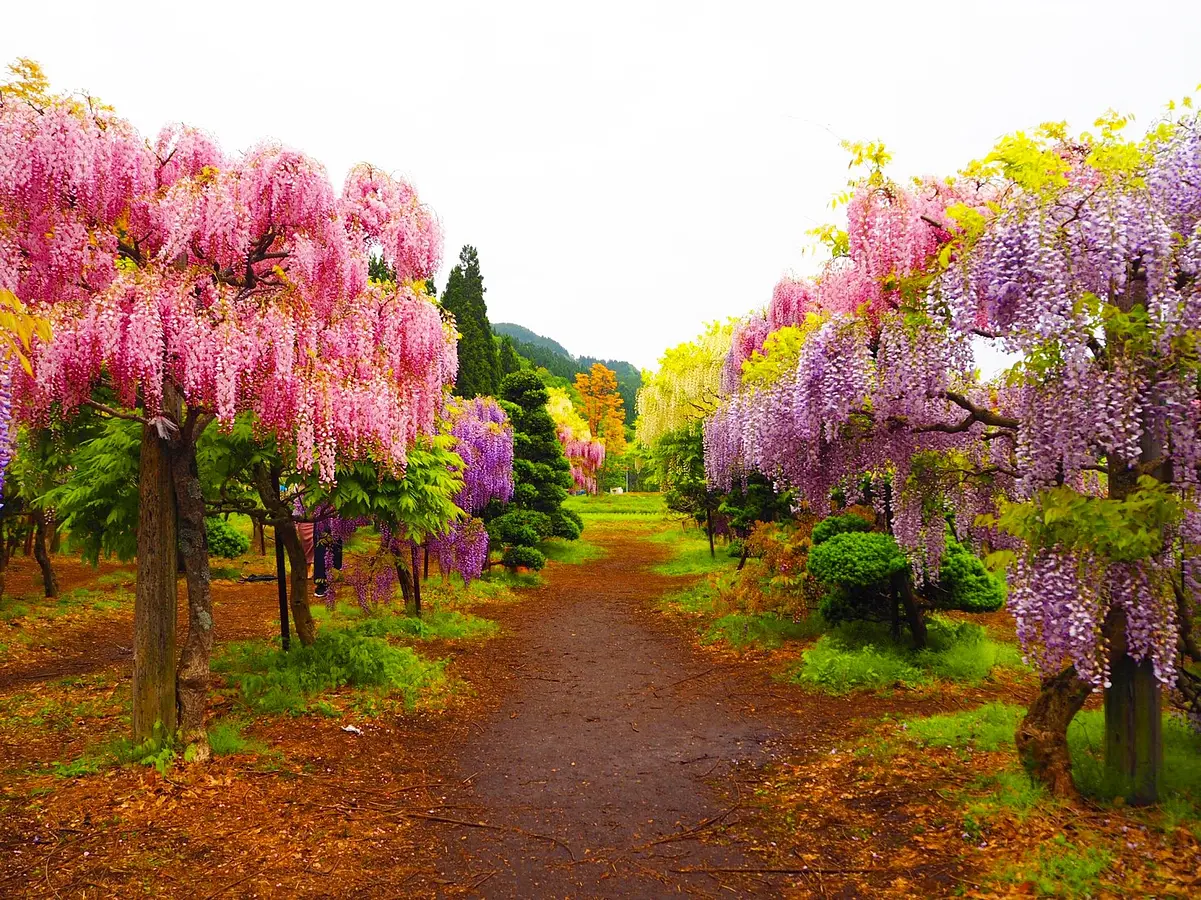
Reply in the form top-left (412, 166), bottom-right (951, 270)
top-left (206, 517), bottom-right (250, 559)
top-left (550, 507), bottom-right (583, 540)
top-left (502, 545), bottom-right (546, 570)
top-left (807, 531), bottom-right (907, 586)
top-left (931, 538), bottom-right (1005, 612)
top-left (811, 512), bottom-right (873, 546)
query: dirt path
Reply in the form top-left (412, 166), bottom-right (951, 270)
top-left (414, 526), bottom-right (805, 898)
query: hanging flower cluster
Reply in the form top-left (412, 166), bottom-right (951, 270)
top-left (0, 94), bottom-right (455, 482)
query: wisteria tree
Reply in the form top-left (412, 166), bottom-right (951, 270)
top-left (703, 116), bottom-right (1201, 802)
top-left (0, 63), bottom-right (454, 753)
top-left (548, 386), bottom-right (604, 494)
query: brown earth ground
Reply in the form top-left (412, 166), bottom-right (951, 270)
top-left (0, 521), bottom-right (1196, 898)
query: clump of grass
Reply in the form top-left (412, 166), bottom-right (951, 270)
top-left (213, 629), bottom-right (446, 716)
top-left (481, 569), bottom-right (541, 589)
top-left (564, 492), bottom-right (666, 521)
top-left (903, 702), bottom-right (1023, 753)
top-left (539, 537), bottom-right (606, 565)
top-left (704, 612), bottom-right (824, 649)
top-left (207, 719), bottom-right (266, 756)
top-left (994, 834), bottom-right (1113, 898)
top-left (660, 583), bottom-right (721, 616)
top-left (648, 527), bottom-right (735, 576)
top-left (94, 571), bottom-right (135, 588)
top-left (353, 609), bottom-right (499, 641)
top-left (790, 617), bottom-right (1021, 694)
top-left (210, 565), bottom-right (241, 580)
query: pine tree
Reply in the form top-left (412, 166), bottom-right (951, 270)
top-left (442, 246), bottom-right (498, 397)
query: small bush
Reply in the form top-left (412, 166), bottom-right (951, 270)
top-left (807, 531), bottom-right (907, 587)
top-left (931, 538), bottom-right (1006, 612)
top-left (811, 512), bottom-right (873, 546)
top-left (502, 545), bottom-right (546, 571)
top-left (488, 512), bottom-right (540, 549)
top-left (550, 507), bottom-right (583, 541)
top-left (206, 517), bottom-right (250, 559)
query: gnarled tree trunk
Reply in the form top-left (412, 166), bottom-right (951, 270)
top-left (411, 542), bottom-right (423, 617)
top-left (1103, 608), bottom-right (1162, 805)
top-left (896, 572), bottom-right (927, 650)
top-left (133, 422), bottom-right (178, 743)
top-left (1016, 665), bottom-right (1093, 798)
top-left (171, 408), bottom-right (215, 760)
top-left (32, 509), bottom-right (58, 598)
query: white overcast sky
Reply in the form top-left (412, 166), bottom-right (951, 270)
top-left (4, 1), bottom-right (1200, 370)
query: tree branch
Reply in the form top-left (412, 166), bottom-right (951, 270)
top-left (80, 398), bottom-right (149, 425)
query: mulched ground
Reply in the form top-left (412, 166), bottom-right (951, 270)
top-left (1, 523), bottom-right (1194, 898)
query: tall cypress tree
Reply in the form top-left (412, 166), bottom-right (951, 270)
top-left (442, 246), bottom-right (498, 397)
top-left (498, 335), bottom-right (522, 377)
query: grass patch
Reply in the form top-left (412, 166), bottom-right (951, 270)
top-left (481, 569), bottom-right (541, 589)
top-left (993, 834), bottom-right (1113, 898)
top-left (539, 537), bottom-right (606, 565)
top-left (660, 583), bottom-right (721, 615)
top-left (647, 527), bottom-right (736, 576)
top-left (213, 629), bottom-right (447, 716)
top-left (207, 719), bottom-right (267, 757)
top-left (903, 702), bottom-right (1023, 753)
top-left (93, 571), bottom-right (135, 588)
top-left (790, 617), bottom-right (1022, 694)
top-left (352, 609), bottom-right (499, 641)
top-left (704, 612), bottom-right (824, 649)
top-left (210, 565), bottom-right (241, 580)
top-left (565, 492), bottom-right (666, 521)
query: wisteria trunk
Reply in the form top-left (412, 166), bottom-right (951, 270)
top-left (1101, 266), bottom-right (1164, 803)
top-left (133, 422), bottom-right (178, 743)
top-left (32, 509), bottom-right (58, 598)
top-left (1104, 610), bottom-right (1162, 805)
top-left (705, 508), bottom-right (715, 559)
top-left (1016, 666), bottom-right (1093, 798)
top-left (171, 410), bottom-right (215, 760)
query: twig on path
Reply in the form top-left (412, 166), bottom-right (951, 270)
top-left (401, 812), bottom-right (576, 861)
top-left (667, 667), bottom-right (717, 689)
top-left (201, 864), bottom-right (272, 899)
top-left (633, 801), bottom-right (740, 851)
top-left (673, 865), bottom-right (882, 875)
top-left (459, 771), bottom-right (480, 786)
top-left (470, 869), bottom-right (499, 891)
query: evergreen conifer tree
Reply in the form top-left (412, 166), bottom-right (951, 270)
top-left (442, 246), bottom-right (498, 397)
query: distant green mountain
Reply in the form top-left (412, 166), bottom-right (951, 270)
top-left (493, 323), bottom-right (572, 359)
top-left (492, 323), bottom-right (642, 417)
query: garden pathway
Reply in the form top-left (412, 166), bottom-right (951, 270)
top-left (414, 526), bottom-right (807, 898)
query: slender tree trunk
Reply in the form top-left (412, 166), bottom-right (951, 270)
top-left (22, 523), bottom-right (34, 558)
top-left (133, 423), bottom-right (178, 743)
top-left (423, 544), bottom-right (430, 581)
top-left (171, 410), bottom-right (215, 759)
top-left (736, 540), bottom-right (749, 572)
top-left (1017, 666), bottom-right (1093, 798)
top-left (896, 572), bottom-right (926, 649)
top-left (253, 518), bottom-right (266, 555)
top-left (279, 522), bottom-right (315, 645)
top-left (275, 523), bottom-right (290, 651)
top-left (32, 509), bottom-right (58, 598)
top-left (396, 559), bottom-right (414, 613)
top-left (705, 508), bottom-right (715, 559)
top-left (252, 463), bottom-right (315, 646)
top-left (48, 517), bottom-right (61, 554)
top-left (411, 542), bottom-right (423, 617)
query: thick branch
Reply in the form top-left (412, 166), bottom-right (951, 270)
top-left (942, 391), bottom-right (1020, 429)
